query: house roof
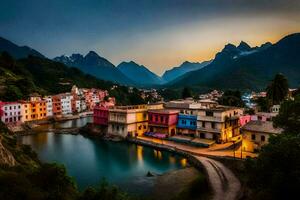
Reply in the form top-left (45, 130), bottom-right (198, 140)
top-left (148, 109), bottom-right (179, 114)
top-left (241, 120), bottom-right (282, 134)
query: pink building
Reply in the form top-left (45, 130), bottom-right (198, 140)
top-left (240, 115), bottom-right (251, 126)
top-left (93, 105), bottom-right (109, 126)
top-left (148, 109), bottom-right (179, 136)
top-left (0, 102), bottom-right (22, 124)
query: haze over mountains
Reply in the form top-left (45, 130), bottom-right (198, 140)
top-left (1, 33), bottom-right (300, 91)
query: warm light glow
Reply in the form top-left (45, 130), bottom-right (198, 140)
top-left (169, 156), bottom-right (176, 164)
top-left (137, 145), bottom-right (143, 163)
top-left (180, 158), bottom-right (187, 167)
top-left (153, 150), bottom-right (163, 160)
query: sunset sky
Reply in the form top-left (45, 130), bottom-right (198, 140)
top-left (1, 0), bottom-right (300, 75)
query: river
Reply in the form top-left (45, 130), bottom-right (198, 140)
top-left (18, 117), bottom-right (187, 195)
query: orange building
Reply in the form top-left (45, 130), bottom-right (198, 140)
top-left (20, 95), bottom-right (47, 122)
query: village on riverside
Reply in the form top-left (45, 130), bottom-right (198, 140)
top-left (1, 85), bottom-right (296, 158)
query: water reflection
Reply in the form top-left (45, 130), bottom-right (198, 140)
top-left (17, 117), bottom-right (187, 195)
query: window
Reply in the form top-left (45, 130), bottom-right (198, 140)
top-left (202, 121), bottom-right (205, 128)
top-left (160, 116), bottom-right (164, 122)
top-left (205, 111), bottom-right (213, 116)
top-left (211, 122), bottom-right (215, 129)
top-left (251, 134), bottom-right (256, 140)
top-left (261, 135), bottom-right (265, 142)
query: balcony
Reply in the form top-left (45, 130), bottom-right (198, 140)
top-left (197, 115), bottom-right (223, 122)
top-left (197, 126), bottom-right (222, 134)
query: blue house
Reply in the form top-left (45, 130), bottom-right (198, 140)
top-left (176, 114), bottom-right (197, 136)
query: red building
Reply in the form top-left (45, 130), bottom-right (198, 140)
top-left (93, 105), bottom-right (109, 126)
top-left (148, 110), bottom-right (179, 136)
top-left (52, 95), bottom-right (62, 117)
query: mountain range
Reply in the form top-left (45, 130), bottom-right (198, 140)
top-left (168, 33), bottom-right (300, 91)
top-left (0, 37), bottom-right (45, 59)
top-left (117, 61), bottom-right (164, 86)
top-left (1, 33), bottom-right (300, 91)
top-left (53, 52), bottom-right (136, 86)
top-left (162, 60), bottom-right (212, 82)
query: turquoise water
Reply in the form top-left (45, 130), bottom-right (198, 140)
top-left (18, 118), bottom-right (186, 195)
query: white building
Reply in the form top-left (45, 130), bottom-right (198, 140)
top-left (270, 105), bottom-right (280, 113)
top-left (44, 96), bottom-right (53, 117)
top-left (241, 121), bottom-right (282, 152)
top-left (0, 102), bottom-right (22, 124)
top-left (92, 93), bottom-right (100, 104)
top-left (80, 100), bottom-right (87, 111)
top-left (76, 100), bottom-right (81, 113)
top-left (61, 93), bottom-right (73, 116)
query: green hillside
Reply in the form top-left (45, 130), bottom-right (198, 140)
top-left (0, 52), bottom-right (145, 105)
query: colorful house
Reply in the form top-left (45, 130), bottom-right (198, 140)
top-left (107, 104), bottom-right (163, 138)
top-left (0, 102), bottom-right (22, 124)
top-left (60, 93), bottom-right (73, 116)
top-left (239, 115), bottom-right (251, 126)
top-left (197, 106), bottom-right (243, 143)
top-left (44, 96), bottom-right (53, 117)
top-left (107, 105), bottom-right (148, 138)
top-left (52, 95), bottom-right (62, 117)
top-left (148, 109), bottom-right (179, 136)
top-left (176, 114), bottom-right (197, 136)
top-left (93, 105), bottom-right (109, 126)
top-left (241, 121), bottom-right (282, 152)
top-left (20, 96), bottom-right (47, 122)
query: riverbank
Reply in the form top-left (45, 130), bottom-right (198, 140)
top-left (7, 112), bottom-right (93, 135)
top-left (153, 167), bottom-right (211, 200)
top-left (127, 137), bottom-right (243, 200)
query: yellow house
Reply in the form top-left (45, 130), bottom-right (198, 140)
top-left (107, 104), bottom-right (164, 138)
top-left (241, 121), bottom-right (282, 152)
top-left (20, 96), bottom-right (47, 122)
top-left (135, 103), bottom-right (164, 136)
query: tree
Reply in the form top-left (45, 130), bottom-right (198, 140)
top-left (182, 87), bottom-right (192, 99)
top-left (273, 95), bottom-right (300, 135)
top-left (246, 134), bottom-right (300, 200)
top-left (266, 73), bottom-right (289, 105)
top-left (255, 97), bottom-right (270, 112)
top-left (218, 90), bottom-right (245, 107)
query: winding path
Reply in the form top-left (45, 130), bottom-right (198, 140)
top-left (196, 156), bottom-right (241, 200)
